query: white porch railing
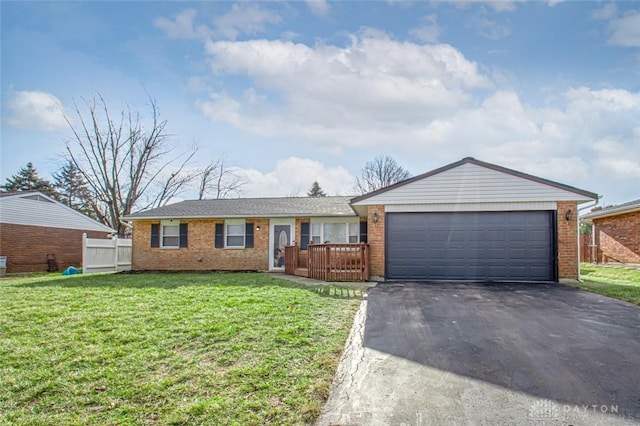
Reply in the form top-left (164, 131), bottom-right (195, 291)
top-left (82, 233), bottom-right (132, 274)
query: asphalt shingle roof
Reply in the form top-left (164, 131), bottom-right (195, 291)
top-left (125, 196), bottom-right (358, 220)
top-left (581, 198), bottom-right (640, 220)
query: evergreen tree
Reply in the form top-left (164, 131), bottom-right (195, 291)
top-left (53, 160), bottom-right (95, 217)
top-left (1, 162), bottom-right (58, 198)
top-left (307, 181), bottom-right (327, 197)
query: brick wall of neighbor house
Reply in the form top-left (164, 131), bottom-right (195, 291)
top-left (132, 218), bottom-right (270, 271)
top-left (557, 201), bottom-right (579, 280)
top-left (0, 223), bottom-right (108, 273)
top-left (367, 205), bottom-right (385, 279)
top-left (594, 211), bottom-right (640, 264)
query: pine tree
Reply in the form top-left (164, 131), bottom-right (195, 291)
top-left (53, 160), bottom-right (95, 217)
top-left (307, 181), bottom-right (327, 197)
top-left (1, 162), bottom-right (59, 198)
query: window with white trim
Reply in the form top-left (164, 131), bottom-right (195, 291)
top-left (226, 219), bottom-right (245, 248)
top-left (311, 223), bottom-right (322, 244)
top-left (348, 222), bottom-right (359, 243)
top-left (308, 219), bottom-right (360, 244)
top-left (161, 221), bottom-right (180, 248)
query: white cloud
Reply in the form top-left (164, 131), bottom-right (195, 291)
top-left (607, 11), bottom-right (640, 47)
top-left (450, 1), bottom-right (520, 13)
top-left (213, 3), bottom-right (282, 40)
top-left (410, 14), bottom-right (440, 43)
top-left (153, 9), bottom-right (201, 39)
top-left (474, 17), bottom-right (511, 40)
top-left (305, 0), bottom-right (330, 17)
top-left (6, 91), bottom-right (67, 132)
top-left (591, 3), bottom-right (617, 21)
top-left (547, 0), bottom-right (565, 7)
top-left (595, 158), bottom-right (640, 179)
top-left (199, 32), bottom-right (491, 152)
top-left (234, 157), bottom-right (356, 197)
top-left (190, 28), bottom-right (640, 203)
top-left (155, 5), bottom-right (281, 42)
top-left (565, 86), bottom-right (640, 112)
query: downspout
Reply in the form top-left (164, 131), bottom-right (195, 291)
top-left (577, 198), bottom-right (600, 282)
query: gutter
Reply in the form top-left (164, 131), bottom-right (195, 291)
top-left (577, 198), bottom-right (600, 282)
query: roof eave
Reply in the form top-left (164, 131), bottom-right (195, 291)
top-left (124, 212), bottom-right (359, 221)
top-left (581, 205), bottom-right (640, 221)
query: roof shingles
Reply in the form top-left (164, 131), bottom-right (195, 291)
top-left (125, 196), bottom-right (357, 220)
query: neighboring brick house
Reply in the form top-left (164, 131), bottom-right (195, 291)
top-left (0, 191), bottom-right (115, 273)
top-left (125, 158), bottom-right (598, 282)
top-left (581, 199), bottom-right (640, 264)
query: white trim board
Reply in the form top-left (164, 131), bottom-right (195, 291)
top-left (385, 202), bottom-right (558, 213)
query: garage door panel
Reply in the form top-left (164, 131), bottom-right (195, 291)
top-left (386, 211), bottom-right (555, 281)
top-left (487, 248), bottom-right (505, 259)
top-left (486, 230), bottom-right (506, 241)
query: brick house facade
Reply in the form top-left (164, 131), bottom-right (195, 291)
top-left (582, 200), bottom-right (640, 264)
top-left (126, 158), bottom-right (597, 282)
top-left (0, 223), bottom-right (107, 273)
top-left (0, 191), bottom-right (115, 273)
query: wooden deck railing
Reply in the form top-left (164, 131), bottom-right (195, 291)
top-left (284, 245), bottom-right (299, 275)
top-left (284, 243), bottom-right (369, 281)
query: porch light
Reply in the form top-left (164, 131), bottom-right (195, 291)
top-left (256, 225), bottom-right (260, 231)
top-left (372, 212), bottom-right (379, 223)
top-left (565, 209), bottom-right (573, 221)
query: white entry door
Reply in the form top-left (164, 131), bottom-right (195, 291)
top-left (269, 220), bottom-right (295, 271)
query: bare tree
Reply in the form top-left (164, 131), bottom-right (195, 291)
top-left (197, 156), bottom-right (244, 199)
top-left (64, 93), bottom-right (197, 235)
top-left (356, 155), bottom-right (411, 194)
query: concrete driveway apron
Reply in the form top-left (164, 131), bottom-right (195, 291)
top-left (319, 282), bottom-right (640, 426)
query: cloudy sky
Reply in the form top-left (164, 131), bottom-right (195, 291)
top-left (1, 1), bottom-right (639, 205)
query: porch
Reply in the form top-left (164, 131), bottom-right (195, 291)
top-left (284, 243), bottom-right (370, 281)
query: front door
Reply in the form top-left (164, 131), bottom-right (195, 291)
top-left (269, 220), bottom-right (295, 271)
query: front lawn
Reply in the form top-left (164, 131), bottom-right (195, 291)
top-left (0, 272), bottom-right (363, 425)
top-left (577, 264), bottom-right (640, 305)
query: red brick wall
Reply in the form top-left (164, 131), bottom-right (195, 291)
top-left (557, 201), bottom-right (579, 280)
top-left (594, 211), bottom-right (640, 264)
top-left (0, 223), bottom-right (109, 273)
top-left (131, 219), bottom-right (270, 271)
top-left (367, 205), bottom-right (385, 279)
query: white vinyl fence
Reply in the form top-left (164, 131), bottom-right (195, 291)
top-left (82, 233), bottom-right (132, 274)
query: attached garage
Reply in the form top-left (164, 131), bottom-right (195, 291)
top-left (350, 157), bottom-right (598, 282)
top-left (385, 211), bottom-right (555, 281)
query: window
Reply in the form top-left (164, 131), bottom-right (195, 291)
top-left (349, 223), bottom-right (359, 243)
top-left (215, 221), bottom-right (254, 249)
top-left (324, 223), bottom-right (346, 243)
top-left (161, 222), bottom-right (179, 248)
top-left (301, 220), bottom-right (361, 246)
top-left (151, 222), bottom-right (187, 248)
top-left (226, 224), bottom-right (245, 247)
top-left (311, 223), bottom-right (322, 244)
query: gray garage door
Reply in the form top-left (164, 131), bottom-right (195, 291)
top-left (386, 211), bottom-right (555, 281)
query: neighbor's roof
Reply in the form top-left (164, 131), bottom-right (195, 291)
top-left (581, 198), bottom-right (640, 222)
top-left (0, 191), bottom-right (115, 232)
top-left (351, 157), bottom-right (599, 204)
top-left (124, 196), bottom-right (358, 220)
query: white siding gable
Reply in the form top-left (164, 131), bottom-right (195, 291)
top-left (0, 192), bottom-right (114, 232)
top-left (352, 163), bottom-right (595, 206)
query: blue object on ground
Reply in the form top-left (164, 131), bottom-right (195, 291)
top-left (62, 266), bottom-right (78, 275)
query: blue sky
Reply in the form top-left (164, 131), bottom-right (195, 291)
top-left (1, 1), bottom-right (639, 205)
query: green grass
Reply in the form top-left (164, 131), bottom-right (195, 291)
top-left (576, 264), bottom-right (640, 305)
top-left (0, 272), bottom-right (363, 425)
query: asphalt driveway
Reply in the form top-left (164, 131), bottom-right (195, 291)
top-left (320, 283), bottom-right (640, 425)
